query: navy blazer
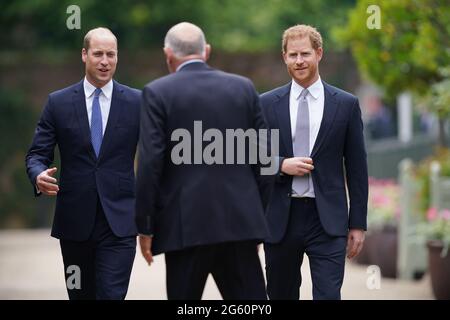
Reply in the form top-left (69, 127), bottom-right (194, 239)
top-left (26, 80), bottom-right (140, 241)
top-left (260, 81), bottom-right (368, 243)
top-left (136, 62), bottom-right (270, 255)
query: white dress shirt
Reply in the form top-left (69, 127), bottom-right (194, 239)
top-left (83, 77), bottom-right (113, 136)
top-left (289, 77), bottom-right (324, 198)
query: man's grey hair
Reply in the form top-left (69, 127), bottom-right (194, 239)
top-left (164, 22), bottom-right (206, 58)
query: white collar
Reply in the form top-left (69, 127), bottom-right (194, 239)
top-left (83, 77), bottom-right (113, 99)
top-left (176, 59), bottom-right (205, 72)
top-left (291, 76), bottom-right (323, 100)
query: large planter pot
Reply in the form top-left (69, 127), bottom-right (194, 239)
top-left (371, 225), bottom-right (398, 278)
top-left (427, 240), bottom-right (450, 300)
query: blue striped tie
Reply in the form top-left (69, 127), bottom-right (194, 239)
top-left (90, 88), bottom-right (103, 157)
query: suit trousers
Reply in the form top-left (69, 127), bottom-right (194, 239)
top-left (59, 198), bottom-right (136, 300)
top-left (165, 240), bottom-right (267, 300)
top-left (264, 197), bottom-right (347, 300)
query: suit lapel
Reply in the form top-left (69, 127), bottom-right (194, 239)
top-left (310, 82), bottom-right (339, 158)
top-left (97, 80), bottom-right (123, 162)
top-left (273, 84), bottom-right (293, 157)
top-left (73, 81), bottom-right (97, 161)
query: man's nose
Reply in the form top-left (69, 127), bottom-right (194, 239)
top-left (295, 56), bottom-right (304, 64)
top-left (100, 54), bottom-right (108, 65)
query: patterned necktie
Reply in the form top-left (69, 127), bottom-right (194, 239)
top-left (292, 89), bottom-right (310, 195)
top-left (90, 88), bottom-right (103, 157)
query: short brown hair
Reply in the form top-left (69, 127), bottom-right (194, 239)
top-left (83, 27), bottom-right (117, 51)
top-left (282, 24), bottom-right (322, 53)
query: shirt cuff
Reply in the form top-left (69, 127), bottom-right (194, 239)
top-left (138, 233), bottom-right (153, 238)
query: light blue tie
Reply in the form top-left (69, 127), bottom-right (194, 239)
top-left (90, 88), bottom-right (103, 157)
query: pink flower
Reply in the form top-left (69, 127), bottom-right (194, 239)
top-left (427, 207), bottom-right (438, 221)
top-left (440, 209), bottom-right (450, 220)
top-left (373, 193), bottom-right (390, 207)
top-left (381, 179), bottom-right (395, 186)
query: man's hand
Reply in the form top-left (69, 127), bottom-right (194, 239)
top-left (347, 229), bottom-right (365, 259)
top-left (139, 235), bottom-right (154, 266)
top-left (281, 157), bottom-right (314, 176)
top-left (36, 167), bottom-right (59, 196)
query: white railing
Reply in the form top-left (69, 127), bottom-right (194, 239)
top-left (398, 159), bottom-right (428, 279)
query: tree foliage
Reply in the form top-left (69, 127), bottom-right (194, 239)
top-left (1, 0), bottom-right (355, 52)
top-left (0, 88), bottom-right (38, 227)
top-left (334, 0), bottom-right (449, 98)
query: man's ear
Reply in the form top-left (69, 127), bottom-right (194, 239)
top-left (316, 47), bottom-right (323, 62)
top-left (164, 47), bottom-right (174, 65)
top-left (282, 51), bottom-right (288, 65)
top-left (204, 44), bottom-right (211, 61)
top-left (163, 47), bottom-right (175, 73)
top-left (164, 47), bottom-right (172, 60)
top-left (81, 48), bottom-right (87, 63)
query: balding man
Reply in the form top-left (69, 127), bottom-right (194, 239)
top-left (26, 27), bottom-right (140, 299)
top-left (136, 22), bottom-right (270, 299)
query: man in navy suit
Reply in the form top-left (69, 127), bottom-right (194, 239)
top-left (136, 22), bottom-right (270, 300)
top-left (261, 25), bottom-right (368, 300)
top-left (25, 27), bottom-right (140, 299)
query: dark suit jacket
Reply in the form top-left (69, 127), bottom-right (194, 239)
top-left (136, 62), bottom-right (270, 255)
top-left (26, 80), bottom-right (140, 241)
top-left (260, 81), bottom-right (368, 243)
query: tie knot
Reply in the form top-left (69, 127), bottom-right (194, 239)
top-left (299, 89), bottom-right (308, 100)
top-left (94, 88), bottom-right (102, 97)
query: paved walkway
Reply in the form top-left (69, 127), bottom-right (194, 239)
top-left (0, 229), bottom-right (434, 300)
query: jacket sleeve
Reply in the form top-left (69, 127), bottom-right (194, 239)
top-left (135, 86), bottom-right (167, 235)
top-left (249, 83), bottom-right (275, 211)
top-left (344, 98), bottom-right (368, 230)
top-left (25, 95), bottom-right (57, 197)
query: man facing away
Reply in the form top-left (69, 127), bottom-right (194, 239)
top-left (25, 27), bottom-right (140, 299)
top-left (260, 24), bottom-right (368, 300)
top-left (136, 22), bottom-right (272, 300)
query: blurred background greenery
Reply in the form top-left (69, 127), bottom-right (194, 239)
top-left (0, 0), bottom-right (449, 228)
